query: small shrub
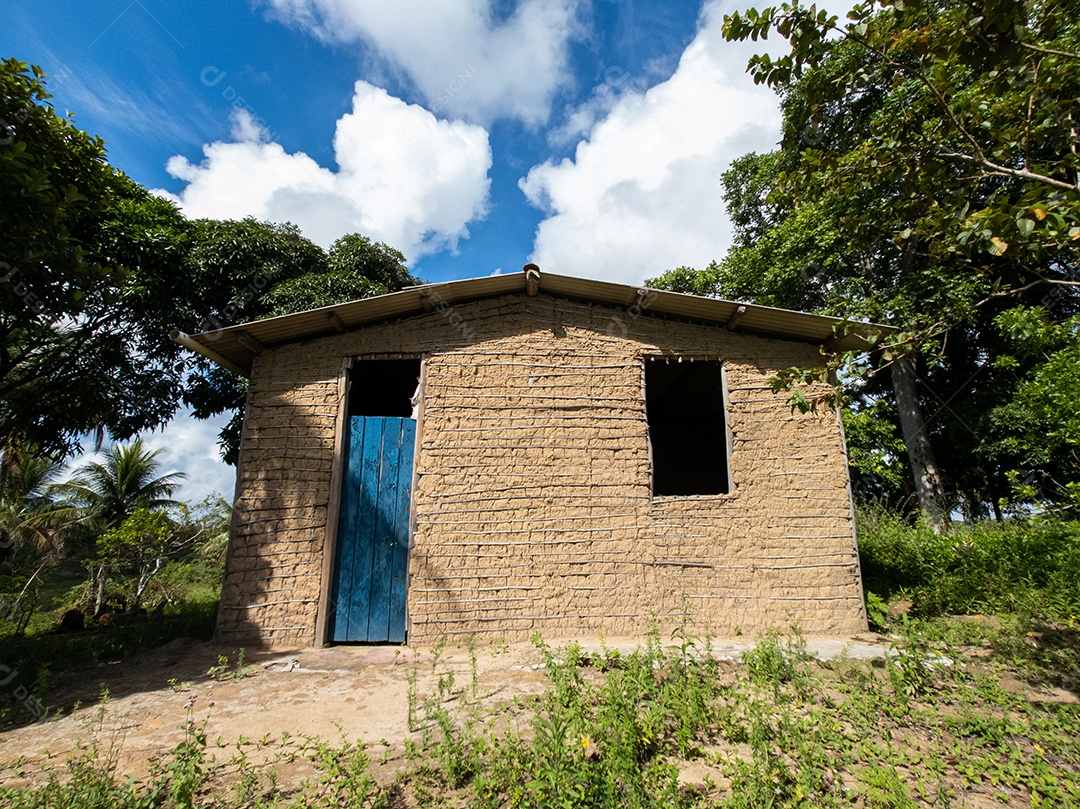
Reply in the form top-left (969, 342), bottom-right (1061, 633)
top-left (857, 763), bottom-right (919, 809)
top-left (741, 628), bottom-right (811, 697)
top-left (302, 734), bottom-right (384, 808)
top-left (865, 590), bottom-right (889, 631)
top-left (857, 507), bottom-right (1080, 621)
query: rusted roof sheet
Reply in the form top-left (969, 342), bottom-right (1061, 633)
top-left (171, 269), bottom-right (895, 376)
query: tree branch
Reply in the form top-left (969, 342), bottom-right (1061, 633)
top-left (833, 20), bottom-right (1078, 189)
top-left (1025, 58), bottom-right (1039, 171)
top-left (975, 277), bottom-right (1080, 307)
top-left (938, 151), bottom-right (1079, 192)
top-left (833, 21), bottom-right (990, 164)
top-left (1017, 41), bottom-right (1080, 60)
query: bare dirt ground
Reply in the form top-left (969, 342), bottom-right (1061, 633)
top-left (0, 634), bottom-right (890, 791)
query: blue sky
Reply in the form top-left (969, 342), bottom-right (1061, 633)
top-left (2, 0), bottom-right (783, 502)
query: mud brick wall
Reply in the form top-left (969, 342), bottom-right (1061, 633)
top-left (217, 292), bottom-right (867, 649)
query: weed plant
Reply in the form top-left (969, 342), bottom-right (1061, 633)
top-left (857, 505), bottom-right (1080, 621)
top-left (1, 617), bottom-right (1078, 808)
top-left (2, 508), bottom-right (1080, 806)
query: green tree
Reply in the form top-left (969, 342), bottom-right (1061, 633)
top-left (60, 439), bottom-right (184, 529)
top-left (179, 218), bottom-right (332, 465)
top-left (326, 233), bottom-right (420, 292)
top-left (58, 439), bottom-right (185, 612)
top-left (261, 233), bottom-right (420, 316)
top-left (0, 441), bottom-right (79, 632)
top-left (183, 218), bottom-right (328, 330)
top-left (95, 507), bottom-right (179, 611)
top-left (660, 0), bottom-right (1080, 521)
top-left (0, 441), bottom-right (73, 558)
top-left (723, 0), bottom-right (1080, 273)
top-left (1, 59), bottom-right (195, 457)
top-left (987, 308), bottom-right (1080, 511)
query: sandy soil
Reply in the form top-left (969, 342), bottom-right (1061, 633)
top-left (0, 634), bottom-right (891, 790)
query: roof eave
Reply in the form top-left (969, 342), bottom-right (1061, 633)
top-left (172, 270), bottom-right (894, 376)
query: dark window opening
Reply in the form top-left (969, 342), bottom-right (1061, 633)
top-left (348, 359), bottom-right (421, 417)
top-left (645, 359), bottom-right (730, 496)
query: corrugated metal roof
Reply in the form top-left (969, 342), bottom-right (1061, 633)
top-left (171, 269), bottom-right (895, 376)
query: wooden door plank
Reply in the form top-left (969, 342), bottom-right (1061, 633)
top-left (387, 418), bottom-right (415, 643)
top-left (329, 416), bottom-right (365, 642)
top-left (347, 417), bottom-right (383, 641)
top-left (367, 417), bottom-right (402, 641)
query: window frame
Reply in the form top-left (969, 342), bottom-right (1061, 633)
top-left (642, 356), bottom-right (735, 498)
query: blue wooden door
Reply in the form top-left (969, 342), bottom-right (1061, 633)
top-left (329, 416), bottom-right (416, 642)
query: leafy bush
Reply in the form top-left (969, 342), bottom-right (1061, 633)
top-left (740, 628), bottom-right (812, 698)
top-left (855, 506), bottom-right (953, 598)
top-left (857, 506), bottom-right (1080, 620)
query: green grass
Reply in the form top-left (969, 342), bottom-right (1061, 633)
top-left (857, 506), bottom-right (1080, 622)
top-left (1, 509), bottom-right (1078, 806)
top-left (1, 618), bottom-right (1077, 808)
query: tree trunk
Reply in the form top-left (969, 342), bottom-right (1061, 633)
top-left (891, 353), bottom-right (950, 532)
top-left (94, 564), bottom-right (108, 614)
top-left (12, 560), bottom-right (47, 636)
top-left (133, 557), bottom-right (162, 612)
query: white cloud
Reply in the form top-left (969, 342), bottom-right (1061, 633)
top-left (258, 0), bottom-right (579, 125)
top-left (39, 50), bottom-right (212, 147)
top-left (139, 411), bottom-right (236, 506)
top-left (65, 410), bottom-right (235, 508)
top-left (227, 107), bottom-right (268, 143)
top-left (157, 82), bottom-right (492, 258)
top-left (519, 0), bottom-right (782, 285)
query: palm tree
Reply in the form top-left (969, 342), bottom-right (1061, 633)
top-left (58, 439), bottom-right (186, 612)
top-left (60, 439), bottom-right (186, 529)
top-left (0, 441), bottom-right (80, 632)
top-left (2, 442), bottom-right (68, 550)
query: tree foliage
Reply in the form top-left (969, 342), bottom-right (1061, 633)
top-left (58, 439), bottom-right (184, 531)
top-left (260, 233), bottom-right (419, 316)
top-left (54, 438), bottom-right (185, 613)
top-left (177, 218), bottom-right (335, 465)
top-left (0, 440), bottom-right (80, 632)
top-left (1, 59), bottom-right (194, 457)
top-left (988, 309), bottom-right (1080, 510)
top-left (722, 0), bottom-right (1080, 321)
top-left (1, 60), bottom-right (423, 464)
top-left (0, 441), bottom-right (75, 558)
top-left (653, 0), bottom-right (1080, 517)
top-left (95, 507), bottom-right (179, 610)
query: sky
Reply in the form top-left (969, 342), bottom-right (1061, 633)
top-left (1, 0), bottom-right (784, 504)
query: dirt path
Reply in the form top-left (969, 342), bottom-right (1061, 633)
top-left (0, 634), bottom-right (887, 790)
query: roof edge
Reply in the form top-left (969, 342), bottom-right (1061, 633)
top-left (173, 268), bottom-right (896, 376)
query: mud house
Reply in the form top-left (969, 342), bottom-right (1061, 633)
top-left (172, 267), bottom-right (892, 649)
